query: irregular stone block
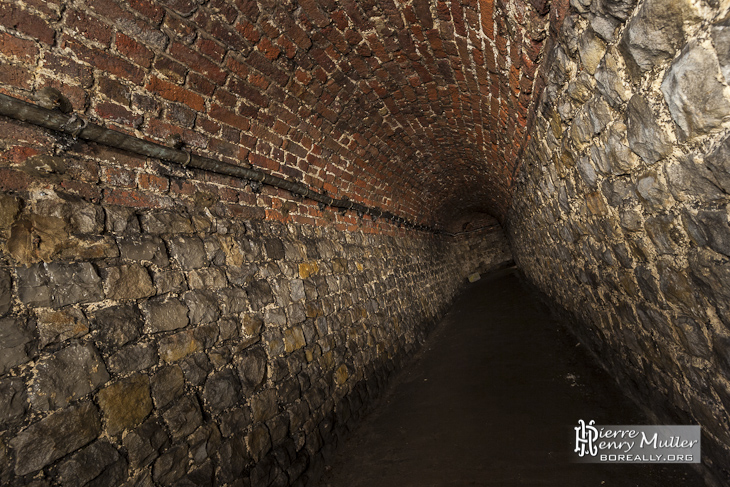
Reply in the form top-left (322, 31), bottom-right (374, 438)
top-left (97, 374), bottom-right (153, 436)
top-left (180, 352), bottom-right (212, 386)
top-left (578, 28), bottom-right (606, 75)
top-left (203, 369), bottom-right (242, 415)
top-left (151, 365), bottom-right (185, 409)
top-left (153, 269), bottom-right (187, 294)
top-left (188, 267), bottom-right (227, 290)
top-left (123, 418), bottom-right (170, 469)
top-left (242, 314), bottom-right (264, 337)
top-left (620, 0), bottom-right (699, 76)
top-left (636, 172), bottom-right (672, 211)
top-left (264, 238), bottom-right (285, 260)
top-left (712, 19), bottom-right (730, 84)
top-left (140, 211), bottom-right (193, 235)
top-left (163, 395), bottom-right (202, 440)
top-left (590, 14), bottom-right (619, 42)
top-left (689, 210), bottom-right (730, 257)
top-left (246, 423), bottom-right (271, 462)
top-left (236, 346), bottom-right (267, 395)
top-left (332, 258), bottom-right (348, 274)
top-left (625, 95), bottom-right (672, 165)
top-left (219, 407), bottom-right (252, 438)
top-left (167, 236), bottom-right (207, 270)
top-left (0, 317), bottom-right (33, 374)
top-left (218, 288), bottom-right (248, 316)
top-left (644, 215), bottom-right (679, 255)
top-left (31, 342), bottom-right (109, 411)
top-left (158, 329), bottom-right (202, 363)
top-left (107, 342), bottom-right (157, 375)
top-left (53, 440), bottom-right (126, 487)
top-left (35, 195), bottom-right (104, 234)
top-left (661, 40), bottom-right (730, 140)
top-left (704, 135), bottom-right (730, 195)
top-left (0, 269), bottom-right (11, 316)
top-left (118, 236), bottom-right (169, 266)
top-left (188, 424), bottom-right (222, 465)
top-left (103, 264), bottom-right (155, 300)
top-left (9, 401), bottom-right (101, 475)
top-left (93, 304), bottom-right (142, 351)
top-left (283, 326), bottom-right (306, 352)
top-left (658, 263), bottom-right (698, 310)
top-left (153, 444), bottom-right (188, 484)
top-left (143, 296), bottom-right (189, 334)
top-left (104, 206), bottom-right (140, 234)
top-left (248, 280), bottom-right (274, 310)
top-left (0, 377), bottom-right (27, 423)
top-left (36, 307), bottom-right (88, 347)
top-left (0, 193), bottom-right (21, 231)
top-left (217, 435), bottom-right (250, 483)
top-left (226, 264), bottom-right (258, 287)
top-left (49, 263), bottom-right (103, 307)
top-left (183, 290), bottom-right (220, 324)
top-left (17, 262), bottom-right (103, 309)
top-left (577, 156), bottom-right (598, 188)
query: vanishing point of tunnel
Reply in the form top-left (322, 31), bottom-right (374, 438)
top-left (0, 0), bottom-right (729, 485)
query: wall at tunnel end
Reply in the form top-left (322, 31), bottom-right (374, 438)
top-left (0, 119), bottom-right (512, 485)
top-left (507, 0), bottom-right (730, 484)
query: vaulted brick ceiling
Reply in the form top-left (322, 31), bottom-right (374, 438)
top-left (258, 0), bottom-right (553, 226)
top-left (6, 0), bottom-right (558, 228)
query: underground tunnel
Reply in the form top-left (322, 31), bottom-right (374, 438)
top-left (0, 0), bottom-right (729, 485)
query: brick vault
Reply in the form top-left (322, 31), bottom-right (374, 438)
top-left (0, 0), bottom-right (729, 485)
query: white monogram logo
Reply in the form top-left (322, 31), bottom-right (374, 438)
top-left (575, 419), bottom-right (599, 457)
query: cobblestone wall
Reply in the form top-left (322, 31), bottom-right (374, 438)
top-left (507, 0), bottom-right (730, 482)
top-left (0, 118), bottom-right (512, 485)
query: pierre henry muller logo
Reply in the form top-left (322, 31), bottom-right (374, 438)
top-left (575, 419), bottom-right (599, 457)
top-left (574, 419), bottom-right (700, 463)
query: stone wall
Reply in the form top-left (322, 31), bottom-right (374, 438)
top-left (0, 121), bottom-right (512, 485)
top-left (507, 0), bottom-right (730, 482)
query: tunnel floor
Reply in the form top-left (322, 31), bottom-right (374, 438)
top-left (319, 267), bottom-right (707, 486)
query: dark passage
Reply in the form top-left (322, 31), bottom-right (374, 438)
top-left (320, 267), bottom-right (707, 487)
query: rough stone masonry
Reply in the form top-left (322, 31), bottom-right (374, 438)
top-left (0, 0), bottom-right (728, 485)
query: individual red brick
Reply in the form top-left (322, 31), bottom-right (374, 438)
top-left (237, 19), bottom-right (261, 44)
top-left (195, 10), bottom-right (247, 51)
top-left (138, 172), bottom-right (169, 192)
top-left (0, 33), bottom-right (39, 62)
top-left (129, 0), bottom-right (165, 24)
top-left (227, 78), bottom-right (268, 108)
top-left (0, 3), bottom-right (56, 45)
top-left (162, 12), bottom-right (196, 43)
top-left (65, 38), bottom-right (144, 84)
top-left (98, 76), bottom-right (131, 104)
top-left (60, 180), bottom-right (102, 202)
top-left (153, 56), bottom-right (187, 84)
top-left (187, 72), bottom-right (217, 97)
top-left (95, 101), bottom-right (142, 127)
top-left (42, 52), bottom-right (93, 88)
top-left (196, 37), bottom-right (227, 62)
top-left (479, 0), bottom-right (494, 39)
top-left (0, 61), bottom-right (33, 90)
top-left (116, 33), bottom-right (154, 68)
top-left (146, 76), bottom-right (206, 111)
top-left (104, 187), bottom-right (171, 208)
top-left (246, 50), bottom-right (289, 86)
top-left (168, 41), bottom-right (228, 85)
top-left (257, 36), bottom-right (281, 60)
top-left (0, 167), bottom-right (33, 191)
top-left (65, 9), bottom-right (112, 46)
top-left (209, 104), bottom-right (250, 131)
top-left (102, 165), bottom-right (136, 187)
